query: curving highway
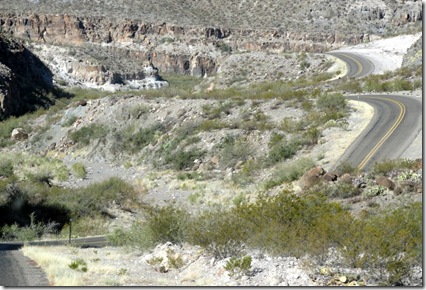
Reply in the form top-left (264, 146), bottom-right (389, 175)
top-left (328, 51), bottom-right (375, 78)
top-left (329, 52), bottom-right (422, 171)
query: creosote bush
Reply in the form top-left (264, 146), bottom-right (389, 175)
top-left (69, 123), bottom-right (108, 146)
top-left (115, 189), bottom-right (421, 285)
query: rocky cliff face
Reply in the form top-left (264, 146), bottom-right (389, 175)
top-left (0, 34), bottom-right (53, 119)
top-left (402, 37), bottom-right (422, 68)
top-left (0, 0), bottom-right (422, 80)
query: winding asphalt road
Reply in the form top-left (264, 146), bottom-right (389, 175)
top-left (328, 51), bottom-right (422, 171)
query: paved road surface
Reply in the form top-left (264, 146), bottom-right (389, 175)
top-left (0, 236), bottom-right (108, 286)
top-left (328, 52), bottom-right (422, 171)
top-left (0, 243), bottom-right (49, 286)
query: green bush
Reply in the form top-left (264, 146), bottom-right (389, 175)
top-left (71, 162), bottom-right (87, 179)
top-left (113, 123), bottom-right (165, 154)
top-left (262, 157), bottom-right (315, 190)
top-left (372, 159), bottom-right (418, 176)
top-left (145, 205), bottom-right (189, 245)
top-left (316, 93), bottom-right (347, 111)
top-left (0, 159), bottom-right (14, 178)
top-left (165, 148), bottom-right (205, 170)
top-left (107, 221), bottom-right (155, 250)
top-left (234, 190), bottom-right (353, 258)
top-left (267, 139), bottom-right (300, 165)
top-left (187, 209), bottom-right (248, 259)
top-left (62, 115), bottom-right (78, 127)
top-left (69, 258), bottom-right (88, 272)
top-left (219, 137), bottom-right (254, 169)
top-left (0, 212), bottom-right (46, 241)
top-left (50, 177), bottom-right (137, 217)
top-left (69, 123), bottom-right (108, 146)
top-left (337, 203), bottom-right (422, 285)
top-left (224, 256), bottom-right (252, 277)
top-left (335, 161), bottom-right (357, 175)
top-left (321, 181), bottom-right (361, 199)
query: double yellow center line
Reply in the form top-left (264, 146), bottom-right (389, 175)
top-left (356, 97), bottom-right (406, 171)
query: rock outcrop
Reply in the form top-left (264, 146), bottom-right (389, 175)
top-left (0, 34), bottom-right (53, 119)
top-left (402, 36), bottom-right (422, 68)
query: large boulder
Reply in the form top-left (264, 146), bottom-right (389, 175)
top-left (299, 166), bottom-right (325, 189)
top-left (11, 127), bottom-right (28, 141)
top-left (376, 176), bottom-right (395, 190)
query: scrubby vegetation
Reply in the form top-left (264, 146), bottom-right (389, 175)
top-left (108, 186), bottom-right (421, 286)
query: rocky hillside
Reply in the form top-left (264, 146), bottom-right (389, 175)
top-left (0, 0), bottom-right (422, 85)
top-left (0, 33), bottom-right (55, 119)
top-left (402, 36), bottom-right (422, 68)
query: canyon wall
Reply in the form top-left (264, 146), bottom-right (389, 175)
top-left (0, 4), bottom-right (421, 78)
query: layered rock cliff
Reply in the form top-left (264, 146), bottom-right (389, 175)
top-left (0, 0), bottom-right (422, 79)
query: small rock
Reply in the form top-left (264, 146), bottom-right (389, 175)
top-left (376, 176), bottom-right (395, 190)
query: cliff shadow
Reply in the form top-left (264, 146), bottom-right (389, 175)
top-left (0, 33), bottom-right (73, 119)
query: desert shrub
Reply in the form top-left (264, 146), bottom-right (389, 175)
top-left (316, 92), bottom-right (347, 112)
top-left (224, 256), bottom-right (252, 277)
top-left (300, 59), bottom-right (310, 70)
top-left (234, 190), bottom-right (353, 258)
top-left (0, 158), bottom-right (14, 178)
top-left (176, 171), bottom-right (205, 181)
top-left (60, 214), bottom-right (108, 238)
top-left (165, 148), bottom-right (205, 170)
top-left (198, 119), bottom-right (228, 131)
top-left (268, 132), bottom-right (285, 147)
top-left (69, 258), bottom-right (88, 272)
top-left (50, 177), bottom-right (137, 218)
top-left (71, 162), bottom-right (87, 179)
top-left (0, 212), bottom-right (46, 241)
top-left (113, 123), bottom-right (165, 154)
top-left (232, 159), bottom-right (261, 186)
top-left (301, 127), bottom-right (321, 146)
top-left (338, 203), bottom-right (422, 285)
top-left (69, 123), bottom-right (108, 146)
top-left (219, 137), bottom-right (254, 169)
top-left (362, 185), bottom-right (385, 198)
top-left (25, 171), bottom-right (54, 186)
top-left (266, 139), bottom-right (300, 165)
top-left (201, 101), bottom-right (235, 119)
top-left (61, 114), bottom-right (78, 127)
top-left (372, 159), bottom-right (418, 176)
top-left (323, 181), bottom-right (362, 199)
top-left (279, 117), bottom-right (306, 133)
top-left (334, 161), bottom-right (357, 175)
top-left (187, 209), bottom-right (248, 259)
top-left (130, 104), bottom-right (150, 119)
top-left (0, 114), bottom-right (33, 147)
top-left (110, 207), bottom-right (191, 249)
top-left (144, 205), bottom-right (190, 245)
top-left (262, 157), bottom-right (315, 190)
top-left (107, 221), bottom-right (154, 250)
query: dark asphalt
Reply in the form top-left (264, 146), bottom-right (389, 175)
top-left (0, 243), bottom-right (49, 286)
top-left (328, 51), bottom-right (422, 171)
top-left (0, 236), bottom-right (108, 286)
top-left (335, 94), bottom-right (422, 171)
